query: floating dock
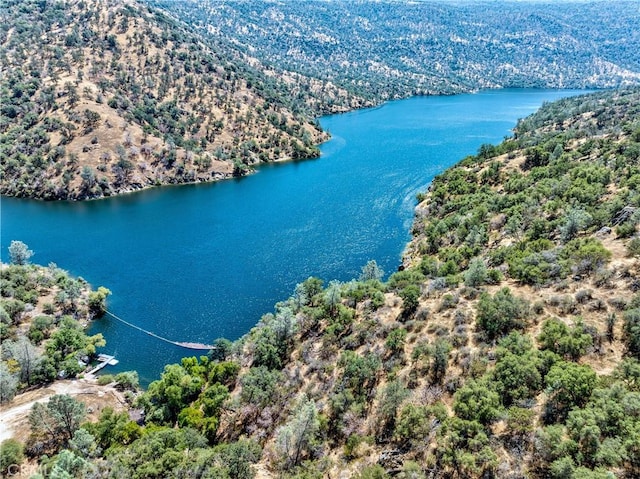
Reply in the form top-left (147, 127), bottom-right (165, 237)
top-left (86, 354), bottom-right (119, 377)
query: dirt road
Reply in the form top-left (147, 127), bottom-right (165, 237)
top-left (0, 379), bottom-right (126, 443)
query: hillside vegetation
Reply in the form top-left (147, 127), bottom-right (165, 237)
top-left (3, 0), bottom-right (640, 201)
top-left (0, 241), bottom-right (111, 402)
top-left (154, 0), bottom-right (640, 101)
top-left (0, 0), bottom-right (369, 200)
top-left (3, 89), bottom-right (640, 478)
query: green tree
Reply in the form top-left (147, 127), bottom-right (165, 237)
top-left (80, 165), bottom-right (96, 190)
top-left (492, 348), bottom-right (542, 406)
top-left (299, 277), bottom-right (323, 306)
top-left (549, 456), bottom-right (576, 479)
top-left (47, 394), bottom-right (86, 441)
top-left (561, 238), bottom-right (611, 274)
top-left (385, 328), bottom-right (407, 357)
top-left (45, 317), bottom-right (105, 373)
top-left (1, 299), bottom-right (25, 325)
top-left (560, 208), bottom-right (592, 242)
top-left (8, 241), bottom-right (33, 265)
top-left (85, 407), bottom-right (140, 450)
top-left (395, 403), bottom-right (447, 447)
top-left (29, 394), bottom-right (86, 444)
top-left (453, 380), bottom-right (501, 425)
top-left (623, 309), bottom-right (640, 358)
top-left (140, 363), bottom-right (203, 425)
top-left (114, 371), bottom-right (139, 391)
top-left (476, 288), bottom-right (529, 340)
top-left (50, 449), bottom-right (93, 478)
top-left (274, 395), bottom-right (320, 470)
top-left (239, 366), bottom-right (284, 408)
top-left (628, 238), bottom-right (640, 257)
top-left (324, 280), bottom-right (343, 317)
top-left (614, 357), bottom-right (640, 391)
top-left (431, 339), bottom-right (451, 383)
top-left (360, 260), bottom-right (384, 282)
top-left (376, 379), bottom-right (409, 437)
top-left (3, 336), bottom-right (42, 385)
top-left (545, 362), bottom-right (597, 422)
top-left (534, 424), bottom-right (578, 471)
top-left (210, 440), bottom-right (262, 479)
top-left (87, 286), bottom-right (111, 317)
top-left (399, 284), bottom-right (420, 317)
top-left (251, 328), bottom-right (280, 370)
top-left (0, 362), bottom-right (18, 403)
top-left (538, 318), bottom-right (593, 360)
top-left (504, 406), bottom-right (535, 440)
top-left (0, 439), bottom-right (24, 475)
top-left (209, 338), bottom-right (233, 361)
top-left (69, 428), bottom-right (101, 458)
top-left (106, 427), bottom-right (207, 478)
top-left (464, 257), bottom-right (488, 287)
top-left (271, 306), bottom-right (298, 343)
top-left (523, 146), bottom-right (550, 170)
top-left (338, 351), bottom-right (381, 402)
top-left (437, 417), bottom-right (498, 477)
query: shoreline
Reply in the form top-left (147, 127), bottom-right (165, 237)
top-left (0, 86), bottom-right (606, 203)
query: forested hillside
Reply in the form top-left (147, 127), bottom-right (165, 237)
top-left (0, 0), bottom-right (368, 200)
top-left (153, 0), bottom-right (640, 101)
top-left (3, 0), bottom-right (640, 201)
top-left (3, 88), bottom-right (639, 479)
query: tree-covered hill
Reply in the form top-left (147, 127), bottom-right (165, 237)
top-left (3, 0), bottom-right (640, 201)
top-left (0, 0), bottom-right (368, 200)
top-left (4, 89), bottom-right (639, 478)
top-left (152, 0), bottom-right (640, 102)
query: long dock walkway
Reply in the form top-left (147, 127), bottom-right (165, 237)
top-left (104, 311), bottom-right (215, 351)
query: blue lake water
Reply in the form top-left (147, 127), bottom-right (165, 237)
top-left (0, 89), bottom-right (586, 384)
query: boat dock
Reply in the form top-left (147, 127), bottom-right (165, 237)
top-left (86, 354), bottom-right (119, 377)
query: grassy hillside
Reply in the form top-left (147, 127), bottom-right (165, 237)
top-left (0, 0), bottom-right (369, 200)
top-left (4, 89), bottom-right (639, 478)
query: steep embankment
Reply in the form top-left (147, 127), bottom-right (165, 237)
top-left (218, 88), bottom-right (640, 478)
top-left (0, 0), bottom-right (366, 200)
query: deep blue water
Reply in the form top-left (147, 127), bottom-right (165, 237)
top-left (0, 89), bottom-right (586, 384)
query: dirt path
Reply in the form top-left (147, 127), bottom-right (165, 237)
top-left (0, 379), bottom-right (126, 443)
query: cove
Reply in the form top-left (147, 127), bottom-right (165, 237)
top-left (1, 89), bottom-right (587, 384)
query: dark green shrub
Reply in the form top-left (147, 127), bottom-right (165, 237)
top-left (538, 318), bottom-right (593, 360)
top-left (399, 284), bottom-right (420, 317)
top-left (476, 288), bottom-right (530, 339)
top-left (0, 439), bottom-right (24, 475)
top-left (623, 309), bottom-right (640, 358)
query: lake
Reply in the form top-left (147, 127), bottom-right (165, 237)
top-left (0, 89), bottom-right (587, 384)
